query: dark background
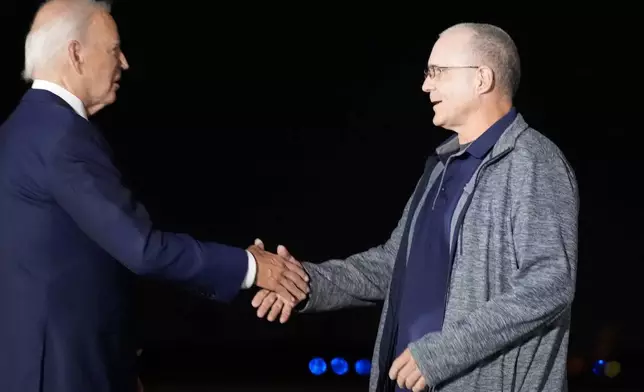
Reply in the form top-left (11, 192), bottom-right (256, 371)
top-left (2, 2), bottom-right (641, 391)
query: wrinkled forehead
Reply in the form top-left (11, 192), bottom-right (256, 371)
top-left (428, 29), bottom-right (475, 66)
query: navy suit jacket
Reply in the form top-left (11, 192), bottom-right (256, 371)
top-left (0, 89), bottom-right (249, 392)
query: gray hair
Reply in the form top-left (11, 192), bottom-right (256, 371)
top-left (22, 0), bottom-right (112, 81)
top-left (441, 23), bottom-right (521, 98)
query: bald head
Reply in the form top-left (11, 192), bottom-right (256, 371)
top-left (440, 23), bottom-right (521, 99)
top-left (31, 0), bottom-right (81, 31)
top-left (23, 0), bottom-right (111, 81)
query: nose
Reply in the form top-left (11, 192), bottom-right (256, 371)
top-left (422, 76), bottom-right (434, 93)
top-left (120, 52), bottom-right (129, 70)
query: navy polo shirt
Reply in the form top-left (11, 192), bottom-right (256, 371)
top-left (393, 108), bottom-right (517, 389)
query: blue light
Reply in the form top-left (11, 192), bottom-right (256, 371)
top-left (355, 359), bottom-right (371, 376)
top-left (592, 359), bottom-right (605, 376)
top-left (309, 357), bottom-right (327, 375)
top-left (331, 357), bottom-right (349, 375)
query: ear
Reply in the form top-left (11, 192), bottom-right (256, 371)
top-left (476, 66), bottom-right (495, 94)
top-left (68, 40), bottom-right (84, 75)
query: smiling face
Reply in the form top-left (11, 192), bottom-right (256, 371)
top-left (421, 28), bottom-right (482, 132)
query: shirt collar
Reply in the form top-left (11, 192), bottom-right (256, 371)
top-left (31, 79), bottom-right (88, 120)
top-left (436, 107), bottom-right (517, 161)
top-left (466, 107), bottom-right (517, 159)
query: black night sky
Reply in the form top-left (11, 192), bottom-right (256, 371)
top-left (1, 2), bottom-right (640, 391)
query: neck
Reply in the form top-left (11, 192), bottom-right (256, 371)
top-left (33, 71), bottom-right (89, 108)
top-left (456, 100), bottom-right (512, 144)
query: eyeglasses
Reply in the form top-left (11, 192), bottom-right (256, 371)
top-left (424, 64), bottom-right (479, 80)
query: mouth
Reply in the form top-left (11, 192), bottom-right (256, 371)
top-left (431, 100), bottom-right (442, 107)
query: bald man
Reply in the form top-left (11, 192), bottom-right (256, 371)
top-left (252, 23), bottom-right (579, 392)
top-left (0, 1), bottom-right (309, 391)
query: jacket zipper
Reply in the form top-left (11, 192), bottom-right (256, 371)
top-left (440, 148), bottom-right (512, 322)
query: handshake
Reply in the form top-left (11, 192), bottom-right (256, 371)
top-left (246, 239), bottom-right (307, 323)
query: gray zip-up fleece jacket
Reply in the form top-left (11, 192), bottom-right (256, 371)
top-left (300, 113), bottom-right (579, 391)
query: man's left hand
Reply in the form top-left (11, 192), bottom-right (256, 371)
top-left (389, 348), bottom-right (427, 391)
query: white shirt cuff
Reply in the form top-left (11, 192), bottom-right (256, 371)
top-left (241, 250), bottom-right (257, 289)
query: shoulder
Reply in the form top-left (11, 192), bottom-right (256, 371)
top-left (502, 127), bottom-right (579, 208)
top-left (3, 98), bottom-right (104, 161)
top-left (16, 96), bottom-right (99, 145)
top-left (30, 111), bottom-right (113, 172)
top-left (508, 127), bottom-right (576, 180)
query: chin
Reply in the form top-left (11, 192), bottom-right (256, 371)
top-left (103, 92), bottom-right (117, 106)
top-left (432, 114), bottom-right (444, 127)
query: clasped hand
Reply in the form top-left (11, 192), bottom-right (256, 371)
top-left (247, 239), bottom-right (310, 305)
top-left (249, 239), bottom-right (305, 323)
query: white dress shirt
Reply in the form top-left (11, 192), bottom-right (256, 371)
top-left (31, 79), bottom-right (257, 289)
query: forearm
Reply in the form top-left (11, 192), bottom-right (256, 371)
top-left (135, 230), bottom-right (249, 301)
top-left (299, 246), bottom-right (396, 312)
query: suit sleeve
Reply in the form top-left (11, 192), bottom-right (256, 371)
top-left (45, 126), bottom-right (248, 302)
top-left (408, 148), bottom-right (579, 387)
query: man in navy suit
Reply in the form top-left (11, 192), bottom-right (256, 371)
top-left (0, 1), bottom-right (310, 391)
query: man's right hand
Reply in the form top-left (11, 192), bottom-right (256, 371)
top-left (247, 240), bottom-right (309, 305)
top-left (250, 241), bottom-right (303, 323)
